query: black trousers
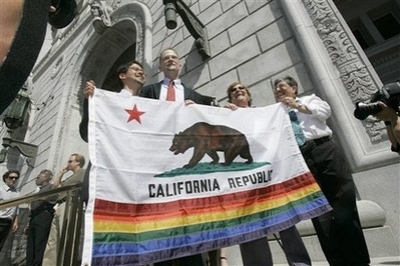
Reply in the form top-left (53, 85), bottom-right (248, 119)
top-left (302, 140), bottom-right (370, 266)
top-left (154, 254), bottom-right (204, 266)
top-left (26, 210), bottom-right (54, 266)
top-left (0, 218), bottom-right (12, 252)
top-left (240, 226), bottom-right (311, 266)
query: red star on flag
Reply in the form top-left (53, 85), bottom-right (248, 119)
top-left (125, 104), bottom-right (145, 123)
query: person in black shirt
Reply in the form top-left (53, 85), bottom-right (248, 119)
top-left (25, 170), bottom-right (56, 266)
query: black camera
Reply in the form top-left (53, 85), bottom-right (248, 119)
top-left (354, 81), bottom-right (400, 120)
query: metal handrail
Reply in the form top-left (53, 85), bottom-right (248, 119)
top-left (0, 183), bottom-right (84, 266)
top-left (1, 184), bottom-right (222, 266)
top-left (0, 183), bottom-right (82, 209)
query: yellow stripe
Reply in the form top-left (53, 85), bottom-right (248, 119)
top-left (94, 183), bottom-right (321, 233)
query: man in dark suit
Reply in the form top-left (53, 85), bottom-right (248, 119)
top-left (139, 47), bottom-right (212, 106)
top-left (140, 47), bottom-right (210, 266)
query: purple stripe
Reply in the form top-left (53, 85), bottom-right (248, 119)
top-left (92, 203), bottom-right (329, 265)
top-left (92, 199), bottom-right (330, 264)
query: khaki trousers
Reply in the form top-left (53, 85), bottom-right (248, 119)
top-left (42, 203), bottom-right (65, 266)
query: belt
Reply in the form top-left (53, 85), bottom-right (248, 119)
top-left (30, 208), bottom-right (54, 218)
top-left (300, 136), bottom-right (331, 154)
top-left (309, 136), bottom-right (331, 146)
top-left (0, 218), bottom-right (12, 223)
top-left (30, 204), bottom-right (55, 217)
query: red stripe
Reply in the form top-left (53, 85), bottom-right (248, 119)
top-left (94, 173), bottom-right (316, 220)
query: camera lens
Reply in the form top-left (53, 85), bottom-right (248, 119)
top-left (354, 102), bottom-right (382, 120)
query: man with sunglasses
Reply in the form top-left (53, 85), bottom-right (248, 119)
top-left (42, 153), bottom-right (86, 266)
top-left (0, 170), bottom-right (20, 252)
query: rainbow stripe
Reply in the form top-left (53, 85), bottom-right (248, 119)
top-left (91, 172), bottom-right (330, 265)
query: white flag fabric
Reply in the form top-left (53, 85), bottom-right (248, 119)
top-left (82, 89), bottom-right (330, 265)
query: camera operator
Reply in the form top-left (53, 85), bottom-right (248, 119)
top-left (353, 80), bottom-right (400, 154)
top-left (374, 102), bottom-right (400, 154)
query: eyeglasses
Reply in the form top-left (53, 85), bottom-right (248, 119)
top-left (128, 67), bottom-right (144, 73)
top-left (7, 176), bottom-right (19, 180)
top-left (229, 86), bottom-right (245, 93)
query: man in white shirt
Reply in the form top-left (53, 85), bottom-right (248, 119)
top-left (274, 76), bottom-right (370, 266)
top-left (42, 153), bottom-right (86, 266)
top-left (79, 60), bottom-right (146, 204)
top-left (0, 170), bottom-right (20, 252)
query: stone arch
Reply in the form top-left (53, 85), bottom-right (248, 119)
top-left (76, 1), bottom-right (152, 106)
top-left (80, 19), bottom-right (140, 90)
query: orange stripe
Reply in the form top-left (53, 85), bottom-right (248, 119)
top-left (94, 174), bottom-right (318, 223)
top-left (94, 173), bottom-right (316, 218)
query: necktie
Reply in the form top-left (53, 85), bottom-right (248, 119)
top-left (166, 80), bottom-right (175, 101)
top-left (288, 109), bottom-right (306, 146)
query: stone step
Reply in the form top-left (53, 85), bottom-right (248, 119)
top-left (223, 199), bottom-right (400, 265)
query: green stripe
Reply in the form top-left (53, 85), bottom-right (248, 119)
top-left (94, 191), bottom-right (325, 244)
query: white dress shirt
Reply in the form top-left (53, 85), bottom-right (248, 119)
top-left (0, 182), bottom-right (19, 220)
top-left (119, 88), bottom-right (138, 98)
top-left (295, 94), bottom-right (333, 141)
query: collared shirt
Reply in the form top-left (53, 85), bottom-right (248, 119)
top-left (119, 88), bottom-right (137, 98)
top-left (30, 183), bottom-right (55, 211)
top-left (0, 182), bottom-right (20, 220)
top-left (160, 78), bottom-right (185, 102)
top-left (55, 169), bottom-right (86, 202)
top-left (295, 94), bottom-right (333, 141)
top-left (61, 168), bottom-right (85, 187)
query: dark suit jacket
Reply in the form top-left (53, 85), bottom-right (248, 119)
top-left (139, 81), bottom-right (214, 105)
top-left (79, 98), bottom-right (89, 142)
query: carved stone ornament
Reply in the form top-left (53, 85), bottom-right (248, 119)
top-left (109, 1), bottom-right (146, 62)
top-left (89, 0), bottom-right (114, 34)
top-left (303, 0), bottom-right (384, 141)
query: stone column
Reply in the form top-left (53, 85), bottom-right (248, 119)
top-left (280, 0), bottom-right (399, 171)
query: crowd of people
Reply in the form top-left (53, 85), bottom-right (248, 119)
top-left (0, 0), bottom-right (396, 265)
top-left (4, 46), bottom-right (398, 266)
top-left (78, 48), bottom-right (374, 266)
top-left (0, 153), bottom-right (86, 266)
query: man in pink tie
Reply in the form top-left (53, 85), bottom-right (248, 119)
top-left (139, 48), bottom-right (212, 266)
top-left (139, 48), bottom-right (213, 105)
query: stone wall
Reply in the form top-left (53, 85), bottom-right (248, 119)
top-left (5, 0), bottom-right (398, 263)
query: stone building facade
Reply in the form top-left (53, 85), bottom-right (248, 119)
top-left (0, 0), bottom-right (398, 264)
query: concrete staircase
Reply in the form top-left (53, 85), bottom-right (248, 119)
top-left (224, 200), bottom-right (400, 265)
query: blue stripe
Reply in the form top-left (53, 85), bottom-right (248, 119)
top-left (92, 196), bottom-right (329, 257)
